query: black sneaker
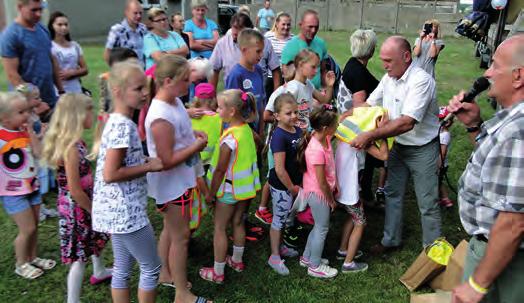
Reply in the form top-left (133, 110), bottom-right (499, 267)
top-left (283, 226), bottom-right (301, 248)
top-left (375, 190), bottom-right (386, 208)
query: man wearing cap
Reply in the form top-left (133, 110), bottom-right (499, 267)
top-left (209, 13), bottom-right (281, 94)
top-left (103, 0), bottom-right (148, 65)
top-left (447, 34), bottom-right (524, 303)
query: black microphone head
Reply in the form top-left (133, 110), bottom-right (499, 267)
top-left (472, 77), bottom-right (490, 93)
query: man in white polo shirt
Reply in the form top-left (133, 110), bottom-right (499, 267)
top-left (352, 36), bottom-right (441, 252)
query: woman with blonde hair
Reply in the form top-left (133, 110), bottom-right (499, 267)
top-left (413, 19), bottom-right (445, 78)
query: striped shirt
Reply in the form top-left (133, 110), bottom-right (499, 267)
top-left (458, 101), bottom-right (524, 248)
top-left (264, 31), bottom-right (294, 63)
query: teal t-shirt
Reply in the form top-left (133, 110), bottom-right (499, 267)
top-left (280, 36), bottom-right (328, 89)
top-left (143, 31), bottom-right (187, 69)
top-left (257, 8), bottom-right (275, 30)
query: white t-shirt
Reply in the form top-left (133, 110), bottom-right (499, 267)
top-left (335, 141), bottom-right (361, 205)
top-left (92, 113), bottom-right (149, 234)
top-left (265, 79), bottom-right (316, 129)
top-left (51, 41), bottom-right (83, 93)
top-left (367, 64), bottom-right (439, 146)
top-left (220, 134), bottom-right (237, 193)
top-left (439, 129), bottom-right (451, 167)
top-left (145, 98), bottom-right (198, 204)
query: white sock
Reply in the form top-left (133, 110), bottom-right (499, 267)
top-left (232, 245), bottom-right (245, 263)
top-left (343, 261), bottom-right (355, 267)
top-left (91, 255), bottom-right (111, 278)
top-left (338, 249), bottom-right (347, 256)
top-left (67, 261), bottom-right (86, 303)
top-left (258, 206), bottom-right (267, 212)
top-left (214, 261), bottom-right (225, 276)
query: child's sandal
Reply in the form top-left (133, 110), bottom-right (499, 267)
top-left (199, 267), bottom-right (224, 284)
top-left (31, 257), bottom-right (56, 270)
top-left (15, 263), bottom-right (44, 280)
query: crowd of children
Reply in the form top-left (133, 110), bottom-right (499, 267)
top-left (0, 26), bottom-right (455, 303)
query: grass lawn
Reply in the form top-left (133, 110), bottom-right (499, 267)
top-left (0, 31), bottom-right (495, 303)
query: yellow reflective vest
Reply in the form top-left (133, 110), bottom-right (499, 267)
top-left (191, 112), bottom-right (223, 163)
top-left (335, 106), bottom-right (395, 149)
top-left (207, 124), bottom-right (261, 200)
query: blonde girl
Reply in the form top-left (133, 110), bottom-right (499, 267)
top-left (145, 54), bottom-right (210, 303)
top-left (41, 93), bottom-right (111, 303)
top-left (0, 92), bottom-right (55, 280)
top-left (91, 60), bottom-right (163, 303)
top-left (265, 49), bottom-right (336, 129)
top-left (199, 89), bottom-right (261, 284)
top-left (296, 105), bottom-right (339, 279)
top-left (17, 83), bottom-right (58, 221)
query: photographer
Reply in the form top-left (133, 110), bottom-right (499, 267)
top-left (413, 19), bottom-right (444, 78)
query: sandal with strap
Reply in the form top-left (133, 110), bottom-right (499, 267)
top-left (194, 296), bottom-right (212, 303)
top-left (31, 257), bottom-right (56, 270)
top-left (199, 267), bottom-right (224, 284)
top-left (15, 263), bottom-right (44, 280)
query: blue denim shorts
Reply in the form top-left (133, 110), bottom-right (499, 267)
top-left (217, 192), bottom-right (239, 205)
top-left (1, 191), bottom-right (42, 215)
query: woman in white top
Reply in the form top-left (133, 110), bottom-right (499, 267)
top-left (264, 12), bottom-right (293, 63)
top-left (48, 11), bottom-right (88, 94)
top-left (143, 8), bottom-right (189, 70)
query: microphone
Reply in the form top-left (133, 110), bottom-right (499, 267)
top-left (441, 77), bottom-right (490, 125)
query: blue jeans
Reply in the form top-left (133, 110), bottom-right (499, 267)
top-left (382, 139), bottom-right (441, 247)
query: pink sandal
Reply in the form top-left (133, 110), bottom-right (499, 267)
top-left (226, 255), bottom-right (245, 272)
top-left (199, 267), bottom-right (224, 284)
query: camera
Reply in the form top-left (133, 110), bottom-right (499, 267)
top-left (423, 23), bottom-right (433, 35)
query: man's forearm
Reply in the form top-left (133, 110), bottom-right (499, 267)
top-left (368, 117), bottom-right (414, 141)
top-left (473, 212), bottom-right (524, 288)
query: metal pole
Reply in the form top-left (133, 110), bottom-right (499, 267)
top-left (394, 0), bottom-right (400, 34)
top-left (360, 0), bottom-right (365, 29)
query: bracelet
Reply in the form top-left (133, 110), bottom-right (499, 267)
top-left (468, 276), bottom-right (488, 294)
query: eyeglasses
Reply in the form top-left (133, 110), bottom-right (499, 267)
top-left (152, 17), bottom-right (168, 23)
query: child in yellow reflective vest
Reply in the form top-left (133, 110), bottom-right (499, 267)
top-left (199, 89), bottom-right (261, 284)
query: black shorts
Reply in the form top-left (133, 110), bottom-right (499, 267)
top-left (156, 188), bottom-right (193, 212)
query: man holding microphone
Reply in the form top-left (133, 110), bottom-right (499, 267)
top-left (448, 34), bottom-right (524, 303)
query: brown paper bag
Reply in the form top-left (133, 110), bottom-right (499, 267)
top-left (400, 250), bottom-right (446, 291)
top-left (430, 240), bottom-right (468, 291)
top-left (410, 291), bottom-right (452, 303)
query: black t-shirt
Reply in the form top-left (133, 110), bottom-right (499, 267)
top-left (341, 57), bottom-right (379, 98)
top-left (268, 126), bottom-right (303, 190)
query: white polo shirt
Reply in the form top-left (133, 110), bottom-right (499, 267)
top-left (367, 64), bottom-right (439, 146)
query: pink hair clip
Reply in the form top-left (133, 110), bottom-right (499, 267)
top-left (240, 91), bottom-right (248, 103)
top-left (323, 104), bottom-right (334, 110)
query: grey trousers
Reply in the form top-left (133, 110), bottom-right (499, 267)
top-left (462, 236), bottom-right (524, 303)
top-left (382, 139), bottom-right (441, 247)
top-left (302, 193), bottom-right (331, 268)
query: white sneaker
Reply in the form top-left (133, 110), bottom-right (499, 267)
top-left (43, 207), bottom-right (59, 218)
top-left (307, 263), bottom-right (338, 278)
top-left (299, 256), bottom-right (329, 268)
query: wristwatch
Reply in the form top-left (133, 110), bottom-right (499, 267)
top-left (466, 121), bottom-right (483, 133)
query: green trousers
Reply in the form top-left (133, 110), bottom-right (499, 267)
top-left (462, 236), bottom-right (524, 303)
